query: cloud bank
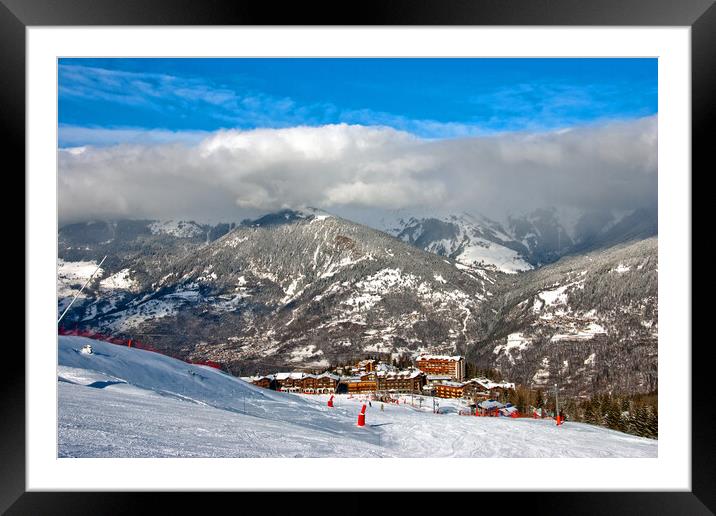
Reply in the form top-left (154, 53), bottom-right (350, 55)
top-left (58, 117), bottom-right (657, 225)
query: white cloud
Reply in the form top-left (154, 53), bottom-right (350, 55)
top-left (58, 117), bottom-right (657, 225)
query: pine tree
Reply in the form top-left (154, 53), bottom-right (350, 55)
top-left (632, 405), bottom-right (649, 437)
top-left (605, 401), bottom-right (622, 431)
top-left (564, 398), bottom-right (577, 421)
top-left (583, 400), bottom-right (597, 425)
top-left (646, 405), bottom-right (658, 439)
top-left (586, 395), bottom-right (599, 424)
top-left (514, 388), bottom-right (526, 413)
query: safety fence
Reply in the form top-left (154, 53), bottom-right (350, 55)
top-left (58, 327), bottom-right (223, 370)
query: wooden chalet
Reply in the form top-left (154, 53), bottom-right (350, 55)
top-left (250, 375), bottom-right (276, 390)
top-left (274, 372), bottom-right (306, 392)
top-left (377, 369), bottom-right (426, 393)
top-left (463, 378), bottom-right (515, 401)
top-left (434, 381), bottom-right (466, 399)
top-left (415, 355), bottom-right (466, 381)
top-left (300, 372), bottom-right (339, 393)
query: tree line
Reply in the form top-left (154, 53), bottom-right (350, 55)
top-left (501, 386), bottom-right (658, 439)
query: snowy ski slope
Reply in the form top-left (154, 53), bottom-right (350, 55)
top-left (58, 336), bottom-right (657, 458)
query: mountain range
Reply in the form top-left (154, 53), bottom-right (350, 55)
top-left (58, 206), bottom-right (657, 396)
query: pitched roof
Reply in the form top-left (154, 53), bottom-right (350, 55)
top-left (315, 372), bottom-right (339, 381)
top-left (478, 399), bottom-right (505, 409)
top-left (438, 381), bottom-right (465, 388)
top-left (274, 372), bottom-right (306, 380)
top-left (416, 354), bottom-right (463, 361)
top-left (467, 377), bottom-right (515, 390)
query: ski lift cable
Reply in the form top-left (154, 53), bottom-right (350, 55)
top-left (59, 245), bottom-right (188, 328)
top-left (57, 255), bottom-right (107, 325)
top-left (60, 240), bottom-right (176, 315)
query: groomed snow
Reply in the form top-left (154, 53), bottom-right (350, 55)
top-left (59, 336), bottom-right (383, 457)
top-left (58, 336), bottom-right (657, 458)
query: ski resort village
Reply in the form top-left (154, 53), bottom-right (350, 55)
top-left (241, 355), bottom-right (520, 415)
top-left (58, 333), bottom-right (657, 458)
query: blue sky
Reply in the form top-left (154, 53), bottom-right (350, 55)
top-left (58, 58), bottom-right (657, 147)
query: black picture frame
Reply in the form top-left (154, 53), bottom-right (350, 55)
top-left (5, 0), bottom-right (711, 513)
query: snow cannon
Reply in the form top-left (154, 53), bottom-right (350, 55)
top-left (327, 395), bottom-right (334, 408)
top-left (357, 404), bottom-right (367, 427)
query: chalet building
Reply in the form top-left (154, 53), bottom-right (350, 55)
top-left (247, 372), bottom-right (340, 394)
top-left (426, 375), bottom-right (454, 385)
top-left (315, 372), bottom-right (340, 393)
top-left (275, 372), bottom-right (306, 392)
top-left (301, 372), bottom-right (339, 393)
top-left (250, 375), bottom-right (276, 390)
top-left (349, 359), bottom-right (378, 376)
top-left (415, 355), bottom-right (466, 382)
top-left (345, 375), bottom-right (377, 393)
top-left (301, 374), bottom-right (317, 392)
top-left (360, 371), bottom-right (377, 382)
top-left (374, 361), bottom-right (398, 375)
top-left (377, 369), bottom-right (426, 393)
top-left (463, 382), bottom-right (491, 400)
top-left (343, 369), bottom-right (426, 394)
top-left (464, 378), bottom-right (515, 401)
top-left (245, 365), bottom-right (432, 396)
top-left (357, 359), bottom-right (376, 372)
top-left (434, 381), bottom-right (466, 399)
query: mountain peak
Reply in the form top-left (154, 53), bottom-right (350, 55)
top-left (242, 207), bottom-right (333, 228)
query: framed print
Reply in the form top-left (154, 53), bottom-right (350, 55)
top-left (5, 0), bottom-right (713, 512)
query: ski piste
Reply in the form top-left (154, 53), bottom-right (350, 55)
top-left (58, 336), bottom-right (657, 458)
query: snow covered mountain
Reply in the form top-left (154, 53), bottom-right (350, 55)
top-left (505, 206), bottom-right (657, 266)
top-left (377, 206), bottom-right (657, 271)
top-left (506, 208), bottom-right (575, 266)
top-left (59, 211), bottom-right (498, 375)
top-left (58, 209), bottom-right (658, 395)
top-left (471, 237), bottom-right (658, 396)
top-left (380, 212), bottom-right (533, 274)
top-left (58, 336), bottom-right (657, 458)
